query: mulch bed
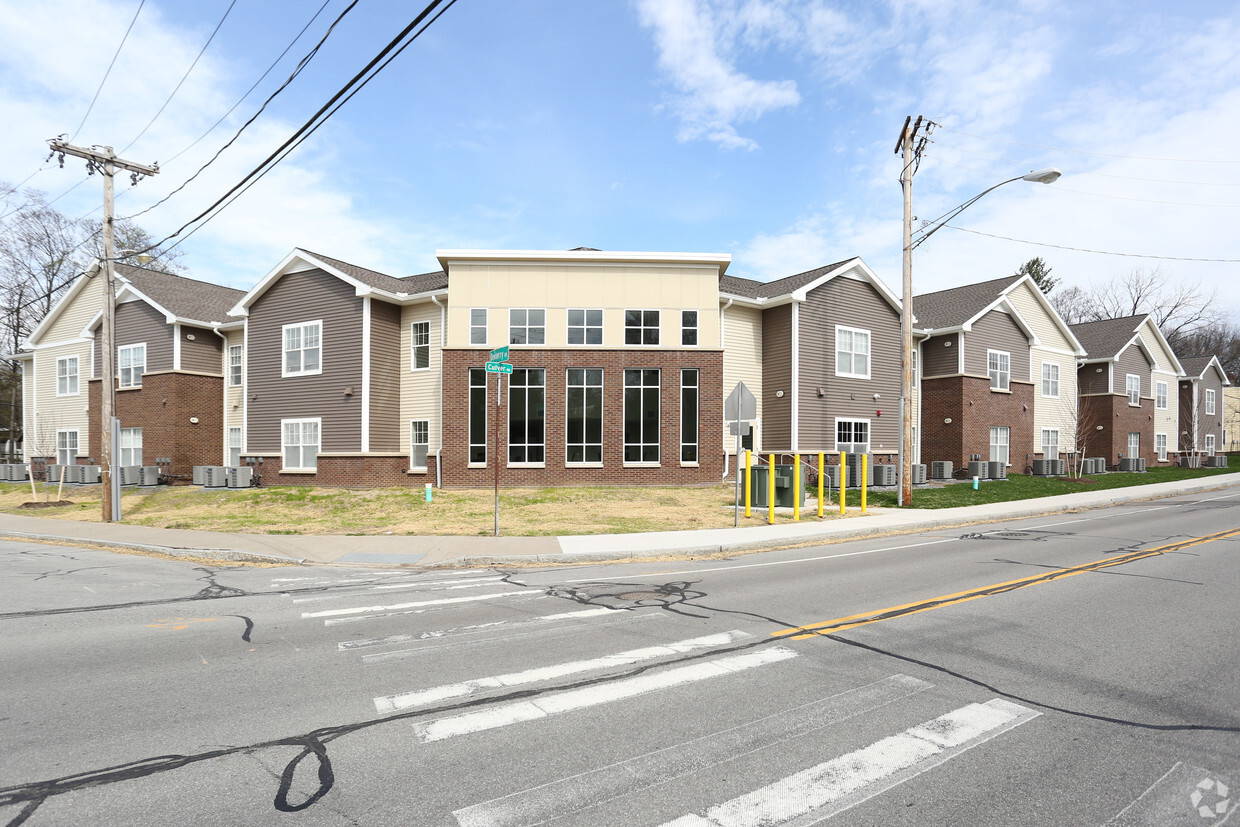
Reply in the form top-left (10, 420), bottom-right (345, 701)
top-left (19, 501), bottom-right (74, 508)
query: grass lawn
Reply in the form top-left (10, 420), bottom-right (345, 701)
top-left (0, 465), bottom-right (1231, 535)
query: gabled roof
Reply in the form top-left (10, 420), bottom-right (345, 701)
top-left (913, 274), bottom-right (1024, 330)
top-left (1178, 354), bottom-right (1231, 385)
top-left (232, 249), bottom-right (448, 315)
top-left (1070, 315), bottom-right (1148, 360)
top-left (115, 263), bottom-right (245, 327)
top-left (719, 257), bottom-right (903, 313)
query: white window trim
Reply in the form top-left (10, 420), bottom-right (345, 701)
top-left (470, 308), bottom-right (488, 346)
top-left (119, 427), bottom-right (143, 467)
top-left (566, 309), bottom-right (604, 347)
top-left (1206, 389), bottom-right (1216, 415)
top-left (990, 425), bottom-right (1011, 466)
top-left (1040, 361), bottom-right (1059, 399)
top-left (507, 368), bottom-right (546, 468)
top-left (56, 355), bottom-right (79, 397)
top-left (1040, 428), bottom-right (1059, 458)
top-left (1155, 432), bottom-right (1168, 462)
top-left (624, 309), bottom-right (661, 347)
top-left (1155, 381), bottom-right (1167, 410)
top-left (834, 417), bottom-right (871, 453)
top-left (623, 367), bottom-right (661, 466)
top-left (565, 367), bottom-right (604, 467)
top-left (1127, 432), bottom-right (1140, 458)
top-left (228, 344), bottom-right (243, 387)
top-left (1126, 373), bottom-right (1140, 406)
top-left (507, 308), bottom-right (546, 346)
top-left (680, 367), bottom-right (699, 466)
top-left (409, 419), bottom-right (430, 470)
top-left (281, 417), bottom-right (322, 471)
top-left (681, 310), bottom-right (699, 348)
top-left (987, 349), bottom-right (1010, 392)
top-left (835, 325), bottom-right (871, 380)
top-left (410, 321), bottom-right (431, 372)
top-left (468, 368), bottom-right (488, 468)
top-left (1205, 433), bottom-right (1216, 456)
top-left (55, 429), bottom-right (79, 466)
top-left (228, 426), bottom-right (243, 467)
top-left (118, 342), bottom-right (146, 389)
top-left (281, 320), bottom-right (323, 378)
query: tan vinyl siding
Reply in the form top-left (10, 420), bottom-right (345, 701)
top-left (922, 333), bottom-right (959, 377)
top-left (721, 304), bottom-right (762, 454)
top-left (43, 275), bottom-right (104, 343)
top-left (1153, 367), bottom-right (1178, 440)
top-left (400, 303), bottom-right (443, 456)
top-left (31, 342), bottom-right (91, 457)
top-left (798, 275), bottom-right (902, 453)
top-left (179, 325), bottom-right (223, 374)
top-left (368, 299), bottom-right (402, 452)
top-left (1005, 281), bottom-right (1075, 351)
top-left (1137, 318), bottom-right (1177, 373)
top-left (246, 269), bottom-right (364, 453)
top-left (761, 304), bottom-right (792, 450)
top-left (963, 310), bottom-right (1030, 382)
top-left (224, 328), bottom-right (245, 448)
top-left (1031, 348), bottom-right (1078, 453)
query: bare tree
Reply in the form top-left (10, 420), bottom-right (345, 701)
top-left (1077, 266), bottom-right (1225, 348)
top-left (1049, 284), bottom-right (1091, 326)
top-left (1174, 322), bottom-right (1240, 381)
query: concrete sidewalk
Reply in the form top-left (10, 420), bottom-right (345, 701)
top-left (2, 473), bottom-right (1238, 568)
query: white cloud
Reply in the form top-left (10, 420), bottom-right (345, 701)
top-left (635, 0), bottom-right (801, 150)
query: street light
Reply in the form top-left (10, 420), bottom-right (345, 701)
top-left (897, 116), bottom-right (1059, 507)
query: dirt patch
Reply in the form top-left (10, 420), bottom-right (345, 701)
top-left (19, 501), bottom-right (74, 509)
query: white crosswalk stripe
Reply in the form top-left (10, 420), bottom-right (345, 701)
top-left (301, 589), bottom-right (541, 619)
top-left (658, 698), bottom-right (1040, 826)
top-left (321, 593), bottom-right (550, 626)
top-left (339, 606), bottom-right (638, 651)
top-left (375, 630), bottom-right (753, 714)
top-left (414, 646), bottom-right (798, 743)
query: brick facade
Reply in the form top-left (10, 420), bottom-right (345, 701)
top-left (246, 454), bottom-right (437, 488)
top-left (87, 371), bottom-right (224, 483)
top-left (920, 376), bottom-right (1034, 472)
top-left (441, 349), bottom-right (724, 488)
top-left (1080, 394), bottom-right (1158, 465)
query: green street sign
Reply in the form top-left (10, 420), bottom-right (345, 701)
top-left (490, 345), bottom-right (510, 362)
top-left (485, 361), bottom-right (513, 374)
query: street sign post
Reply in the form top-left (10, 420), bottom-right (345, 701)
top-left (489, 345), bottom-right (510, 363)
top-left (726, 382), bottom-right (757, 526)
top-left (485, 361), bottom-right (513, 374)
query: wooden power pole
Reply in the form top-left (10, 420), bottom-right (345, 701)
top-left (895, 116), bottom-right (922, 507)
top-left (46, 140), bottom-right (158, 522)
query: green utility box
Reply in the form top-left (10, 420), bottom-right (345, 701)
top-left (750, 464), bottom-right (807, 508)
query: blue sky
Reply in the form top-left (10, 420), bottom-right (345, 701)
top-left (1, 0), bottom-right (1237, 318)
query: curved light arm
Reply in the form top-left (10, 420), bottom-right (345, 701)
top-left (908, 167), bottom-right (1061, 251)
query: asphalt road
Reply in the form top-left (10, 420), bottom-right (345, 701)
top-left (1, 489), bottom-right (1238, 826)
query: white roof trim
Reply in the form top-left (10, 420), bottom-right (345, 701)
top-left (436, 248), bottom-right (731, 273)
top-left (1183, 354), bottom-right (1231, 385)
top-left (789, 258), bottom-right (904, 314)
top-left (24, 263), bottom-right (100, 347)
top-left (999, 275), bottom-right (1087, 356)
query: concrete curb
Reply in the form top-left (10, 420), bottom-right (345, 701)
top-left (0, 529), bottom-right (305, 566)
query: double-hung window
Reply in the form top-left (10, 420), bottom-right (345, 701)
top-left (625, 310), bottom-right (660, 346)
top-left (411, 321), bottom-right (430, 370)
top-left (566, 368), bottom-right (602, 464)
top-left (468, 368), bottom-right (487, 464)
top-left (1206, 389), bottom-right (1217, 415)
top-left (988, 350), bottom-right (1010, 391)
top-left (1155, 433), bottom-right (1168, 462)
top-left (681, 311), bottom-right (698, 346)
top-left (56, 430), bottom-right (78, 466)
top-left (118, 344), bottom-right (145, 388)
top-left (1156, 381), bottom-right (1167, 409)
top-left (681, 369), bottom-right (698, 463)
top-left (990, 426), bottom-right (1010, 465)
top-left (228, 345), bottom-right (243, 386)
top-left (624, 368), bottom-right (660, 462)
top-left (1126, 374), bottom-right (1140, 406)
top-left (1041, 362), bottom-right (1059, 398)
top-left (1205, 433), bottom-right (1216, 456)
top-left (836, 419), bottom-right (870, 454)
top-left (410, 420), bottom-right (429, 470)
top-left (281, 418), bottom-right (320, 470)
top-left (120, 427), bottom-right (142, 466)
top-left (283, 321), bottom-right (321, 377)
top-left (508, 309), bottom-right (545, 345)
top-left (56, 356), bottom-right (78, 396)
top-left (567, 309), bottom-right (603, 345)
top-left (1041, 428), bottom-right (1059, 460)
top-left (508, 368), bottom-right (545, 464)
top-left (836, 326), bottom-right (870, 378)
top-left (228, 427), bottom-right (243, 467)
top-left (470, 308), bottom-right (488, 345)
top-left (1127, 432), bottom-right (1140, 458)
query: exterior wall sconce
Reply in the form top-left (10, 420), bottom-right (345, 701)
top-left (944, 418), bottom-right (952, 424)
top-left (775, 390), bottom-right (784, 397)
top-left (944, 341), bottom-right (952, 347)
top-left (1096, 425), bottom-right (1105, 430)
top-left (189, 417), bottom-right (199, 424)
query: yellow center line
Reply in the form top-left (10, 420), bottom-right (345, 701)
top-left (772, 528), bottom-right (1240, 641)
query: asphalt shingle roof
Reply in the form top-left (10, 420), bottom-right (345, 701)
top-left (115, 263), bottom-right (245, 324)
top-left (1069, 315), bottom-right (1147, 360)
top-left (719, 258), bottom-right (856, 300)
top-left (912, 274), bottom-right (1023, 330)
top-left (303, 250), bottom-right (447, 294)
top-left (1178, 354), bottom-right (1219, 380)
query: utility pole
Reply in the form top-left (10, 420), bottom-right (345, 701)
top-left (46, 140), bottom-right (158, 522)
top-left (895, 116), bottom-right (923, 507)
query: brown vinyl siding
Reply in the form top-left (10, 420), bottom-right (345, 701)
top-left (963, 310), bottom-right (1030, 382)
top-left (797, 276), bottom-right (902, 452)
top-left (1079, 363), bottom-right (1110, 394)
top-left (246, 268), bottom-right (364, 453)
top-left (761, 304), bottom-right (792, 449)
top-left (180, 325), bottom-right (223, 374)
top-left (922, 333), bottom-right (959, 377)
top-left (368, 299), bottom-right (402, 452)
top-left (1116, 345), bottom-right (1151, 397)
top-left (94, 299), bottom-right (174, 379)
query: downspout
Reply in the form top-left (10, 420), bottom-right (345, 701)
top-left (720, 298), bottom-right (732, 481)
top-left (431, 293), bottom-right (445, 489)
top-left (212, 326), bottom-right (229, 465)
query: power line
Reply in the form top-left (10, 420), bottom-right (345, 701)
top-left (147, 0), bottom-right (458, 256)
top-left (119, 0), bottom-right (240, 155)
top-left (122, 0), bottom-right (359, 221)
top-left (934, 123), bottom-right (1239, 165)
top-left (70, 0), bottom-right (146, 142)
top-left (944, 224), bottom-right (1240, 263)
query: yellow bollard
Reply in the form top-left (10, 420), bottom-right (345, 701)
top-left (861, 454), bottom-right (868, 514)
top-left (817, 452), bottom-right (824, 518)
top-left (839, 451), bottom-right (847, 515)
top-left (745, 450), bottom-right (752, 518)
top-left (793, 453), bottom-right (800, 521)
top-left (767, 453), bottom-right (775, 525)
